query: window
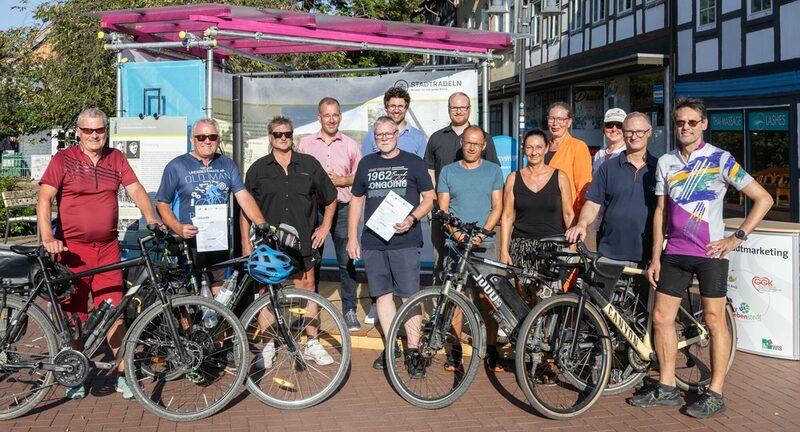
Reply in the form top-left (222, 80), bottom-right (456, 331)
top-left (747, 0), bottom-right (772, 19)
top-left (592, 0), bottom-right (607, 23)
top-left (509, 2), bottom-right (516, 34)
top-left (489, 105), bottom-right (504, 137)
top-left (481, 9), bottom-right (489, 31)
top-left (570, 0), bottom-right (584, 32)
top-left (531, 0), bottom-right (542, 47)
top-left (617, 0), bottom-right (633, 14)
top-left (545, 14), bottom-right (561, 41)
top-left (698, 0), bottom-right (716, 31)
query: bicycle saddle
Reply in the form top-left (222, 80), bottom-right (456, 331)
top-left (10, 245), bottom-right (41, 257)
top-left (539, 235), bottom-right (569, 243)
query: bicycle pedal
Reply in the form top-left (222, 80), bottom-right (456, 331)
top-left (90, 361), bottom-right (115, 370)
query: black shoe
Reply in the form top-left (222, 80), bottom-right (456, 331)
top-left (444, 344), bottom-right (463, 372)
top-left (486, 352), bottom-right (506, 373)
top-left (372, 344), bottom-right (401, 370)
top-left (627, 383), bottom-right (681, 408)
top-left (685, 391), bottom-right (726, 419)
top-left (405, 349), bottom-right (426, 379)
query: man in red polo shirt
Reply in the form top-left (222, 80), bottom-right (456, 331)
top-left (37, 107), bottom-right (159, 400)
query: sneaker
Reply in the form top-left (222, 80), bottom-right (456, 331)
top-left (372, 344), bottom-right (401, 369)
top-left (185, 371), bottom-right (205, 384)
top-left (66, 385), bottom-right (86, 400)
top-left (115, 376), bottom-right (134, 400)
top-left (627, 383), bottom-right (681, 408)
top-left (685, 390), bottom-right (726, 419)
top-left (344, 309), bottom-right (361, 332)
top-left (255, 342), bottom-right (276, 369)
top-left (364, 306), bottom-right (377, 325)
top-left (486, 351), bottom-right (505, 373)
top-left (405, 349), bottom-right (426, 379)
top-left (444, 345), bottom-right (463, 372)
top-left (304, 338), bottom-right (334, 366)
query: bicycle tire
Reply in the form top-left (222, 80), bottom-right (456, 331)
top-left (385, 288), bottom-right (484, 410)
top-left (241, 288), bottom-right (351, 409)
top-left (515, 295), bottom-right (611, 420)
top-left (674, 301), bottom-right (737, 392)
top-left (0, 296), bottom-right (58, 420)
top-left (124, 296), bottom-right (248, 422)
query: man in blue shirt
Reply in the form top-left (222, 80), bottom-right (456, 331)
top-left (361, 86), bottom-right (427, 158)
top-left (156, 118), bottom-right (266, 290)
top-left (565, 112), bottom-right (657, 265)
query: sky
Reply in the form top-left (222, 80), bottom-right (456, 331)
top-left (0, 0), bottom-right (48, 31)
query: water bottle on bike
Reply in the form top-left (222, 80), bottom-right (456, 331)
top-left (200, 275), bottom-right (218, 328)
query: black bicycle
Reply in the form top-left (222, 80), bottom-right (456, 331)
top-left (384, 210), bottom-right (569, 409)
top-left (0, 225), bottom-right (248, 421)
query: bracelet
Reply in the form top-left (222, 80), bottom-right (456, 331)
top-left (409, 213), bottom-right (419, 225)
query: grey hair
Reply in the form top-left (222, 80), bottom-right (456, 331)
top-left (192, 118), bottom-right (220, 135)
top-left (373, 115), bottom-right (397, 131)
top-left (76, 108), bottom-right (107, 126)
top-left (624, 111), bottom-right (652, 127)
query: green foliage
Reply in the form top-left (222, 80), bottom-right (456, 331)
top-left (0, 177), bottom-right (37, 238)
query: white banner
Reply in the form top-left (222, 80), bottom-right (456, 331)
top-left (726, 229), bottom-right (800, 360)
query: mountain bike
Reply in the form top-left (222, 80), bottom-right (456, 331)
top-left (383, 210), bottom-right (569, 409)
top-left (515, 242), bottom-right (736, 419)
top-left (200, 224), bottom-right (352, 409)
top-left (0, 225), bottom-right (248, 421)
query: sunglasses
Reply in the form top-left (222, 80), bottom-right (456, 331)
top-left (193, 134), bottom-right (220, 142)
top-left (78, 127), bottom-right (107, 135)
top-left (271, 131), bottom-right (293, 139)
top-left (604, 122), bottom-right (623, 130)
top-left (674, 119), bottom-right (703, 128)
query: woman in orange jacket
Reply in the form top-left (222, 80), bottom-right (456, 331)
top-left (544, 102), bottom-right (593, 215)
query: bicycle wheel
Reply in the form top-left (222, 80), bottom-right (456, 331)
top-left (384, 288), bottom-right (483, 410)
top-left (515, 295), bottom-right (611, 420)
top-left (0, 297), bottom-right (58, 420)
top-left (124, 295), bottom-right (248, 421)
top-left (241, 288), bottom-right (351, 409)
top-left (674, 299), bottom-right (736, 392)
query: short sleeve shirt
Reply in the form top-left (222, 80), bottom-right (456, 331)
top-left (437, 161), bottom-right (504, 232)
top-left (655, 142), bottom-right (753, 258)
top-left (155, 153), bottom-right (245, 224)
top-left (39, 145), bottom-right (138, 243)
top-left (424, 124), bottom-right (499, 179)
top-left (362, 126), bottom-right (427, 159)
top-left (297, 131), bottom-right (361, 204)
top-left (351, 151), bottom-right (433, 250)
top-left (245, 152), bottom-right (337, 257)
top-left (585, 152), bottom-right (658, 262)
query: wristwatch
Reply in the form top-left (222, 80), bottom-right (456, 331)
top-left (734, 229), bottom-right (748, 241)
top-left (409, 213), bottom-right (419, 225)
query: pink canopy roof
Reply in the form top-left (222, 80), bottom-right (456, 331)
top-left (98, 4), bottom-right (511, 62)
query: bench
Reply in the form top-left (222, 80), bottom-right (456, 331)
top-left (739, 167), bottom-right (789, 207)
top-left (1, 190), bottom-right (55, 242)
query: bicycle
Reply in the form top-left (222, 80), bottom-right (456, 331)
top-left (384, 210), bottom-right (566, 409)
top-left (199, 224), bottom-right (352, 409)
top-left (515, 241), bottom-right (736, 419)
top-left (0, 225), bottom-right (248, 421)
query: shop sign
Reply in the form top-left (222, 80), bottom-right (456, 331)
top-left (748, 110), bottom-right (789, 131)
top-left (709, 112), bottom-right (743, 131)
top-left (653, 84), bottom-right (663, 104)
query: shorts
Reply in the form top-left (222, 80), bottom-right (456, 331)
top-left (656, 254), bottom-right (728, 299)
top-left (186, 238), bottom-right (229, 284)
top-left (58, 239), bottom-right (124, 322)
top-left (362, 247), bottom-right (420, 298)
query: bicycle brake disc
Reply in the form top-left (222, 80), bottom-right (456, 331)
top-left (54, 349), bottom-right (90, 387)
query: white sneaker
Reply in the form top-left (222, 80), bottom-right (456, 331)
top-left (254, 342), bottom-right (276, 369)
top-left (364, 306), bottom-right (377, 325)
top-left (304, 338), bottom-right (334, 366)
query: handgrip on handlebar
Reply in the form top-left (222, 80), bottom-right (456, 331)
top-left (575, 241), bottom-right (616, 279)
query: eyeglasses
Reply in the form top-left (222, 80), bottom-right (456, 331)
top-left (375, 131), bottom-right (398, 139)
top-left (387, 104), bottom-right (407, 111)
top-left (193, 134), bottom-right (220, 142)
top-left (674, 119), bottom-right (703, 128)
top-left (547, 116), bottom-right (570, 124)
top-left (622, 129), bottom-right (651, 138)
top-left (604, 122), bottom-right (623, 130)
top-left (78, 127), bottom-right (107, 135)
top-left (271, 131), bottom-right (293, 139)
top-left (449, 106), bottom-right (470, 112)
top-left (462, 141), bottom-right (483, 147)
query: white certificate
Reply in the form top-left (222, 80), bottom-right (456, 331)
top-left (192, 204), bottom-right (228, 252)
top-left (365, 191), bottom-right (414, 242)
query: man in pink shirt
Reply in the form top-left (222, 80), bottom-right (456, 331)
top-left (297, 97), bottom-right (362, 331)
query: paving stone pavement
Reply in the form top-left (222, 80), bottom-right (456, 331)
top-left (3, 346), bottom-right (799, 432)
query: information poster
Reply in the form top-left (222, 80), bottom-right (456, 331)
top-left (110, 116), bottom-right (187, 243)
top-left (725, 230), bottom-right (799, 360)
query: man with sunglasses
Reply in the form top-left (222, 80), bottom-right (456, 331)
top-left (636, 97), bottom-right (773, 418)
top-left (297, 97), bottom-right (362, 331)
top-left (38, 107), bottom-right (160, 400)
top-left (156, 118), bottom-right (267, 293)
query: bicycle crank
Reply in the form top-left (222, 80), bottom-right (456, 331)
top-left (53, 349), bottom-right (90, 387)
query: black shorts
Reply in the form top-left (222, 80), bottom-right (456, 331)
top-left (186, 238), bottom-right (230, 284)
top-left (656, 254), bottom-right (728, 299)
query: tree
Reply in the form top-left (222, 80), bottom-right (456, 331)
top-left (1, 0), bottom-right (422, 135)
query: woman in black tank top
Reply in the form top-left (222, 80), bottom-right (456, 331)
top-left (498, 129), bottom-right (575, 273)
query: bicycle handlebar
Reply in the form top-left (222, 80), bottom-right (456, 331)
top-left (432, 210), bottom-right (495, 238)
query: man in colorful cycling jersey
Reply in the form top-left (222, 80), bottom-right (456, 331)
top-left (633, 97), bottom-right (773, 418)
top-left (37, 107), bottom-right (160, 400)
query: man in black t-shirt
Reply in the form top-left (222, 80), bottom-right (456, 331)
top-left (347, 116), bottom-right (434, 375)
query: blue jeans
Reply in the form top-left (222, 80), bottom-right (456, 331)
top-left (318, 203), bottom-right (358, 312)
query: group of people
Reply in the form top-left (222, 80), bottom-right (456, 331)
top-left (38, 88), bottom-right (772, 420)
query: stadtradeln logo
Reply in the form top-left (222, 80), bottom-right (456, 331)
top-left (762, 338), bottom-right (783, 352)
top-left (734, 302), bottom-right (762, 321)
